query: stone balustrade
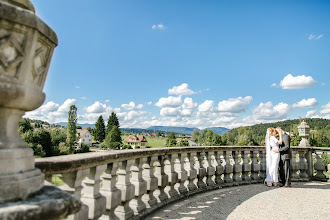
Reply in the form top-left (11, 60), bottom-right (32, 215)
top-left (35, 145), bottom-right (330, 220)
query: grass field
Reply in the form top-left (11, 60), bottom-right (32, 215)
top-left (122, 135), bottom-right (166, 148)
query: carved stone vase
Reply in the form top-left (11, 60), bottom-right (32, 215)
top-left (0, 0), bottom-right (57, 203)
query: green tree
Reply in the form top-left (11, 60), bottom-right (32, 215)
top-left (66, 105), bottom-right (77, 148)
top-left (106, 112), bottom-right (120, 135)
top-left (191, 129), bottom-right (200, 143)
top-left (33, 129), bottom-right (56, 157)
top-left (49, 127), bottom-right (66, 147)
top-left (102, 126), bottom-right (122, 149)
top-left (198, 129), bottom-right (222, 146)
top-left (77, 142), bottom-right (90, 153)
top-left (156, 131), bottom-right (161, 137)
top-left (178, 139), bottom-right (189, 146)
top-left (94, 115), bottom-right (106, 142)
top-left (166, 132), bottom-right (177, 147)
top-left (28, 143), bottom-right (45, 157)
top-left (18, 118), bottom-right (33, 135)
top-left (59, 142), bottom-right (71, 155)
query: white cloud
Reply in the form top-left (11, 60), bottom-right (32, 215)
top-left (217, 96), bottom-right (252, 113)
top-left (306, 110), bottom-right (318, 118)
top-left (320, 102), bottom-right (330, 114)
top-left (155, 96), bottom-right (182, 108)
top-left (40, 101), bottom-right (59, 112)
top-left (252, 102), bottom-right (290, 120)
top-left (180, 108), bottom-right (194, 116)
top-left (198, 100), bottom-right (214, 112)
top-left (168, 83), bottom-right (196, 95)
top-left (75, 86), bottom-right (80, 89)
top-left (182, 97), bottom-right (197, 109)
top-left (86, 101), bottom-right (107, 113)
top-left (146, 101), bottom-right (152, 105)
top-left (271, 83), bottom-right (277, 87)
top-left (279, 74), bottom-right (317, 89)
top-left (80, 97), bottom-right (87, 100)
top-left (292, 98), bottom-right (318, 109)
top-left (160, 107), bottom-right (181, 117)
top-left (25, 99), bottom-right (76, 123)
top-left (121, 102), bottom-right (143, 110)
top-left (57, 99), bottom-right (76, 113)
top-left (117, 110), bottom-right (147, 122)
top-left (152, 24), bottom-right (167, 30)
top-left (323, 114), bottom-right (330, 119)
top-left (105, 100), bottom-right (110, 103)
top-left (308, 34), bottom-right (323, 40)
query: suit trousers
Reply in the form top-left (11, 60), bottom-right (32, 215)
top-left (279, 158), bottom-right (291, 186)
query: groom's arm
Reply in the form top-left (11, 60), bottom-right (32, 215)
top-left (279, 134), bottom-right (290, 152)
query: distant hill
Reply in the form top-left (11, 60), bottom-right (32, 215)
top-left (223, 118), bottom-right (330, 146)
top-left (147, 126), bottom-right (230, 135)
top-left (53, 123), bottom-right (229, 135)
top-left (55, 122), bottom-right (95, 128)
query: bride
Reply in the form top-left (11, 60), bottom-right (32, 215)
top-left (265, 127), bottom-right (282, 186)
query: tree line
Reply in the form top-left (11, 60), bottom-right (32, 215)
top-left (19, 105), bottom-right (90, 157)
top-left (91, 112), bottom-right (130, 149)
top-left (167, 118), bottom-right (330, 147)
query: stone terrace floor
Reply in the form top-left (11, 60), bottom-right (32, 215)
top-left (146, 181), bottom-right (330, 220)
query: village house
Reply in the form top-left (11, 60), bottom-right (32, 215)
top-left (77, 128), bottom-right (93, 146)
top-left (124, 134), bottom-right (148, 148)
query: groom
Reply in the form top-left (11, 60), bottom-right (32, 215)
top-left (275, 127), bottom-right (291, 187)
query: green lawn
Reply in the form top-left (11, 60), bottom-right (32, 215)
top-left (52, 175), bottom-right (64, 186)
top-left (146, 136), bottom-right (166, 148)
top-left (121, 135), bottom-right (166, 148)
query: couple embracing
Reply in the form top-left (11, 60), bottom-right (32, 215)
top-left (265, 127), bottom-right (291, 187)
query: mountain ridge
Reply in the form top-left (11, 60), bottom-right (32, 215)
top-left (53, 123), bottom-right (230, 135)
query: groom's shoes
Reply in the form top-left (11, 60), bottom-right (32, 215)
top-left (278, 183), bottom-right (284, 187)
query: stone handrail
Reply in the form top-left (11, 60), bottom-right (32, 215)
top-left (35, 146), bottom-right (329, 220)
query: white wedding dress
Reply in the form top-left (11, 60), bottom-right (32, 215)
top-left (265, 131), bottom-right (280, 183)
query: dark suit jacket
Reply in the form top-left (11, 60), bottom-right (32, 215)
top-left (279, 132), bottom-right (291, 160)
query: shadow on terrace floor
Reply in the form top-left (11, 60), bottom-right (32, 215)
top-left (146, 181), bottom-right (330, 220)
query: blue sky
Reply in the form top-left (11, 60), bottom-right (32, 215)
top-left (27, 0), bottom-right (330, 129)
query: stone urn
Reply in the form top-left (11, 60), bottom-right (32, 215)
top-left (298, 120), bottom-right (310, 147)
top-left (0, 0), bottom-right (57, 203)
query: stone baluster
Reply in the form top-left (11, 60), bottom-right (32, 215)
top-left (100, 163), bottom-right (121, 220)
top-left (60, 169), bottom-right (90, 220)
top-left (291, 150), bottom-right (300, 181)
top-left (186, 152), bottom-right (198, 191)
top-left (174, 153), bottom-right (188, 194)
top-left (214, 151), bottom-right (224, 187)
top-left (305, 149), bottom-right (314, 179)
top-left (298, 150), bottom-right (309, 181)
top-left (129, 158), bottom-right (147, 215)
top-left (232, 150), bottom-right (242, 185)
top-left (153, 155), bottom-right (169, 203)
top-left (164, 154), bottom-right (179, 199)
top-left (241, 150), bottom-right (251, 184)
top-left (196, 152), bottom-right (207, 188)
top-left (115, 160), bottom-right (135, 219)
top-left (313, 151), bottom-right (327, 182)
top-left (205, 151), bottom-right (216, 187)
top-left (259, 149), bottom-right (266, 181)
top-left (81, 165), bottom-right (107, 220)
top-left (223, 150), bottom-right (233, 187)
top-left (142, 156), bottom-right (158, 208)
top-left (44, 174), bottom-right (53, 186)
top-left (250, 150), bottom-right (260, 183)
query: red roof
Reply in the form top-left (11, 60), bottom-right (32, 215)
top-left (124, 135), bottom-right (147, 143)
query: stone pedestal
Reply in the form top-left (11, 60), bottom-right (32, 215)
top-left (0, 1), bottom-right (80, 219)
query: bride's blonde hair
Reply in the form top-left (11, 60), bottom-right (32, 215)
top-left (268, 127), bottom-right (278, 138)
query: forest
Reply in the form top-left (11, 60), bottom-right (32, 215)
top-left (221, 118), bottom-right (330, 147)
